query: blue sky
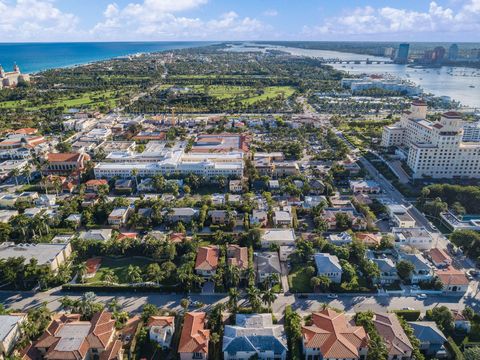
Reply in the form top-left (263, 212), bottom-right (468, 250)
top-left (1, 0), bottom-right (479, 42)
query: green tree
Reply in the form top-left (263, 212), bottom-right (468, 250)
top-left (261, 288), bottom-right (277, 310)
top-left (464, 347), bottom-right (480, 360)
top-left (396, 260), bottom-right (415, 281)
top-left (425, 306), bottom-right (454, 333)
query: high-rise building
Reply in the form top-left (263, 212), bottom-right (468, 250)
top-left (448, 44), bottom-right (459, 61)
top-left (394, 43), bottom-right (410, 64)
top-left (432, 46), bottom-right (446, 63)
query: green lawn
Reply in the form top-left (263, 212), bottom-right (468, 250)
top-left (189, 85), bottom-right (296, 103)
top-left (288, 268), bottom-right (313, 293)
top-left (85, 257), bottom-right (154, 284)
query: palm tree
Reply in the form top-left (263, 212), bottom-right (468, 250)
top-left (59, 296), bottom-right (74, 312)
top-left (247, 286), bottom-right (261, 311)
top-left (76, 262), bottom-right (88, 283)
top-left (131, 169), bottom-right (139, 189)
top-left (101, 269), bottom-right (118, 284)
top-left (261, 289), bottom-right (277, 310)
top-left (126, 265), bottom-right (142, 284)
top-left (11, 167), bottom-right (20, 186)
top-left (145, 263), bottom-right (164, 284)
top-left (210, 332), bottom-right (221, 358)
top-left (227, 264), bottom-right (241, 288)
top-left (21, 164), bottom-right (32, 185)
top-left (228, 288), bottom-right (239, 313)
top-left (108, 297), bottom-right (119, 312)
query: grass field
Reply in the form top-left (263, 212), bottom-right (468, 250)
top-left (86, 257), bottom-right (154, 284)
top-left (190, 85), bottom-right (296, 104)
top-left (288, 267), bottom-right (312, 293)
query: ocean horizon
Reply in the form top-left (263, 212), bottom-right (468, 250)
top-left (0, 41), bottom-right (214, 74)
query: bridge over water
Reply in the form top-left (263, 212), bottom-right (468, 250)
top-left (321, 58), bottom-right (394, 65)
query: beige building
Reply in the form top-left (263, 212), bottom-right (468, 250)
top-left (0, 314), bottom-right (26, 360)
top-left (0, 64), bottom-right (30, 89)
top-left (382, 102), bottom-right (480, 179)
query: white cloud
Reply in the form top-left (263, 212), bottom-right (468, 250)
top-left (263, 9), bottom-right (278, 17)
top-left (303, 0), bottom-right (480, 39)
top-left (91, 0), bottom-right (266, 40)
top-left (0, 0), bottom-right (79, 41)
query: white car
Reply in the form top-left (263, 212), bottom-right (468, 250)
top-left (417, 294), bottom-right (428, 300)
top-left (327, 294), bottom-right (338, 299)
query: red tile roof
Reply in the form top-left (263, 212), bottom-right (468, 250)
top-left (428, 248), bottom-right (451, 265)
top-left (86, 179), bottom-right (108, 186)
top-left (195, 245), bottom-right (219, 271)
top-left (47, 152), bottom-right (86, 163)
top-left (148, 316), bottom-right (174, 328)
top-left (302, 309), bottom-right (368, 358)
top-left (435, 266), bottom-right (469, 286)
top-left (178, 312), bottom-right (209, 354)
top-left (227, 244), bottom-right (248, 270)
top-left (85, 258), bottom-right (102, 275)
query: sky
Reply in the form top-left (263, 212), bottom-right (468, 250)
top-left (0, 0), bottom-right (480, 42)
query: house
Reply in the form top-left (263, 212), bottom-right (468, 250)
top-left (0, 242), bottom-right (72, 273)
top-left (0, 209), bottom-right (18, 223)
top-left (227, 245), bottom-right (248, 272)
top-left (303, 196), bottom-right (327, 209)
top-left (279, 245), bottom-right (295, 262)
top-left (435, 267), bottom-right (469, 295)
top-left (428, 248), bottom-right (452, 268)
top-left (451, 310), bottom-right (471, 333)
top-left (388, 205), bottom-right (416, 228)
top-left (251, 210), bottom-right (268, 227)
top-left (372, 313), bottom-right (413, 360)
top-left (0, 313), bottom-right (26, 359)
top-left (356, 233), bottom-right (382, 247)
top-left (392, 227), bottom-right (434, 250)
top-left (108, 206), bottom-right (133, 227)
top-left (178, 312), bottom-right (209, 360)
top-left (85, 179), bottom-right (108, 192)
top-left (23, 311), bottom-right (123, 360)
top-left (302, 309), bottom-right (368, 360)
top-left (168, 208), bottom-right (198, 223)
top-left (260, 229), bottom-right (296, 248)
top-left (65, 213), bottom-right (82, 228)
top-left (195, 246), bottom-right (220, 278)
top-left (35, 194), bottom-right (57, 207)
top-left (273, 210), bottom-right (292, 227)
top-left (268, 180), bottom-right (280, 190)
top-left (209, 210), bottom-right (236, 225)
top-left (254, 252), bottom-right (281, 283)
top-left (229, 180), bottom-right (243, 193)
top-left (314, 253), bottom-right (343, 283)
top-left (223, 314), bottom-right (287, 360)
top-left (114, 179), bottom-right (133, 193)
top-left (322, 208), bottom-right (367, 231)
top-left (148, 316), bottom-right (175, 349)
top-left (370, 256), bottom-right (399, 285)
top-left (137, 178), bottom-right (155, 192)
top-left (328, 232), bottom-right (353, 245)
top-left (308, 179), bottom-right (325, 195)
top-left (354, 193), bottom-right (373, 205)
top-left (349, 179), bottom-right (381, 193)
top-left (44, 152), bottom-right (90, 175)
top-left (398, 253), bottom-right (433, 284)
top-left (80, 229), bottom-right (113, 241)
top-left (0, 194), bottom-right (19, 209)
top-left (408, 322), bottom-right (447, 358)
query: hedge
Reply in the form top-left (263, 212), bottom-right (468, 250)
top-left (62, 283), bottom-right (182, 293)
top-left (393, 310), bottom-right (421, 321)
top-left (446, 337), bottom-right (464, 360)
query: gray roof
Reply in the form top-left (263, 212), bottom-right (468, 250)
top-left (0, 242), bottom-right (68, 265)
top-left (79, 229), bottom-right (112, 241)
top-left (408, 321), bottom-right (447, 344)
top-left (400, 253), bottom-right (431, 272)
top-left (314, 253), bottom-right (342, 273)
top-left (223, 314), bottom-right (287, 355)
top-left (372, 258), bottom-right (397, 273)
top-left (0, 314), bottom-right (25, 342)
top-left (254, 252), bottom-right (281, 274)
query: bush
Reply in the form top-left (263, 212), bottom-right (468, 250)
top-left (393, 310), bottom-right (421, 321)
top-left (62, 283), bottom-right (181, 293)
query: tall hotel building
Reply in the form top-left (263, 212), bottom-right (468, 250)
top-left (381, 101), bottom-right (480, 179)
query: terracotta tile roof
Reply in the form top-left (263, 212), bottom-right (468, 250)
top-left (227, 244), bottom-right (248, 270)
top-left (99, 339), bottom-right (123, 360)
top-left (435, 266), bottom-right (469, 286)
top-left (14, 128), bottom-right (38, 135)
top-left (452, 310), bottom-right (468, 322)
top-left (117, 232), bottom-right (138, 240)
top-left (428, 248), bottom-right (451, 265)
top-left (356, 233), bottom-right (381, 246)
top-left (46, 152), bottom-right (85, 163)
top-left (148, 316), bottom-right (175, 328)
top-left (443, 111), bottom-right (462, 118)
top-left (85, 257), bottom-right (102, 275)
top-left (412, 101), bottom-right (427, 106)
top-left (302, 309), bottom-right (368, 358)
top-left (373, 313), bottom-right (413, 357)
top-left (195, 245), bottom-right (219, 271)
top-left (178, 312), bottom-right (209, 354)
top-left (86, 179), bottom-right (108, 186)
top-left (169, 232), bottom-right (186, 243)
top-left (87, 311), bottom-right (116, 348)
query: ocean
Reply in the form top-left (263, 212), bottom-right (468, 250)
top-left (0, 41), bottom-right (213, 74)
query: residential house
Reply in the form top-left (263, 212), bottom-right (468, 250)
top-left (260, 229), bottom-right (296, 248)
top-left (0, 242), bottom-right (72, 273)
top-left (80, 229), bottom-right (113, 241)
top-left (178, 312), bottom-right (209, 360)
top-left (356, 233), bottom-right (382, 247)
top-left (85, 179), bottom-right (108, 192)
top-left (251, 210), bottom-right (268, 227)
top-left (354, 193), bottom-right (373, 205)
top-left (349, 180), bottom-right (381, 194)
top-left (369, 254), bottom-right (399, 285)
top-left (372, 313), bottom-right (413, 360)
top-left (65, 214), bottom-right (82, 228)
top-left (273, 210), bottom-right (292, 227)
top-left (388, 205), bottom-right (416, 228)
top-left (435, 267), bottom-right (469, 295)
top-left (268, 180), bottom-right (280, 190)
top-left (308, 179), bottom-right (325, 195)
top-left (0, 209), bottom-right (18, 223)
top-left (392, 227), bottom-right (434, 250)
top-left (22, 311), bottom-right (123, 360)
top-left (226, 245), bottom-right (248, 273)
top-left (398, 253), bottom-right (433, 284)
top-left (303, 196), bottom-right (327, 209)
top-left (328, 232), bottom-right (353, 245)
top-left (314, 253), bottom-right (343, 283)
top-left (223, 314), bottom-right (287, 360)
top-left (35, 194), bottom-right (56, 207)
top-left (108, 206), bottom-right (133, 227)
top-left (0, 314), bottom-right (26, 359)
top-left (44, 152), bottom-right (90, 175)
top-left (254, 252), bottom-right (281, 283)
top-left (114, 179), bottom-right (133, 193)
top-left (208, 210), bottom-right (236, 225)
top-left (195, 246), bottom-right (220, 278)
top-left (408, 322), bottom-right (447, 358)
top-left (168, 208), bottom-right (198, 223)
top-left (229, 180), bottom-right (243, 193)
top-left (428, 248), bottom-right (452, 268)
top-left (451, 310), bottom-right (471, 333)
top-left (322, 208), bottom-right (367, 231)
top-left (137, 178), bottom-right (155, 192)
top-left (302, 309), bottom-right (368, 360)
top-left (148, 316), bottom-right (175, 350)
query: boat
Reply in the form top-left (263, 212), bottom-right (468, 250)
top-left (470, 85), bottom-right (475, 88)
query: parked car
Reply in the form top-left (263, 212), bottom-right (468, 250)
top-left (327, 294), bottom-right (338, 299)
top-left (417, 294), bottom-right (428, 300)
